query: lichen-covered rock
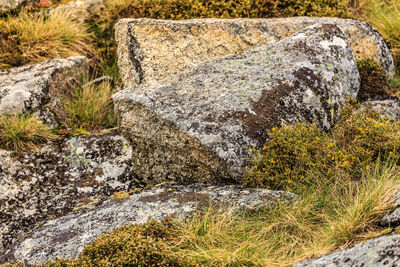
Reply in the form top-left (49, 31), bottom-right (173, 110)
top-left (0, 0), bottom-right (30, 13)
top-left (0, 56), bottom-right (87, 126)
top-left (50, 0), bottom-right (104, 22)
top-left (115, 17), bottom-right (393, 87)
top-left (0, 184), bottom-right (296, 265)
top-left (113, 24), bottom-right (360, 184)
top-left (294, 234), bottom-right (400, 267)
top-left (0, 131), bottom-right (142, 253)
top-left (362, 98), bottom-right (400, 121)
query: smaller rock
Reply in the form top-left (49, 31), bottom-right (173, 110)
top-left (50, 0), bottom-right (104, 22)
top-left (362, 98), bottom-right (400, 121)
top-left (294, 234), bottom-right (400, 267)
top-left (381, 190), bottom-right (400, 227)
top-left (1, 184), bottom-right (296, 265)
top-left (0, 131), bottom-right (140, 252)
top-left (0, 56), bottom-right (88, 126)
top-left (381, 209), bottom-right (400, 227)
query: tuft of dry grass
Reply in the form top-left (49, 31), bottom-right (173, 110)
top-left (172, 161), bottom-right (400, 266)
top-left (0, 113), bottom-right (57, 151)
top-left (63, 74), bottom-right (116, 130)
top-left (0, 9), bottom-right (94, 69)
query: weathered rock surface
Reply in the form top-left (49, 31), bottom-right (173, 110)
top-left (0, 56), bottom-right (87, 126)
top-left (0, 184), bottom-right (295, 265)
top-left (0, 0), bottom-right (30, 13)
top-left (362, 98), bottom-right (400, 121)
top-left (114, 24), bottom-right (360, 184)
top-left (50, 0), bottom-right (104, 22)
top-left (295, 234), bottom-right (400, 267)
top-left (115, 17), bottom-right (394, 87)
top-left (0, 131), bottom-right (142, 253)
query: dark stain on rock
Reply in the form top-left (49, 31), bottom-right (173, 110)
top-left (127, 23), bottom-right (145, 84)
top-left (51, 230), bottom-right (78, 245)
top-left (220, 66), bottom-right (329, 146)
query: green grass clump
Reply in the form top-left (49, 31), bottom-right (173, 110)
top-left (0, 10), bottom-right (93, 69)
top-left (0, 113), bottom-right (57, 151)
top-left (63, 75), bottom-right (116, 130)
top-left (244, 100), bottom-right (400, 191)
top-left (48, 220), bottom-right (195, 266)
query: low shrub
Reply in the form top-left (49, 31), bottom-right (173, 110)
top-left (0, 113), bottom-right (57, 151)
top-left (48, 220), bottom-right (195, 266)
top-left (63, 75), bottom-right (116, 130)
top-left (332, 100), bottom-right (400, 164)
top-left (0, 10), bottom-right (93, 69)
top-left (244, 100), bottom-right (400, 191)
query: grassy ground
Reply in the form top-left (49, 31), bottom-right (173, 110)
top-left (48, 160), bottom-right (400, 266)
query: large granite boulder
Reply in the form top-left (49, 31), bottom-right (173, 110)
top-left (115, 17), bottom-right (394, 87)
top-left (0, 56), bottom-right (88, 126)
top-left (295, 234), bottom-right (400, 267)
top-left (0, 131), bottom-right (141, 252)
top-left (113, 24), bottom-right (360, 184)
top-left (0, 184), bottom-right (296, 265)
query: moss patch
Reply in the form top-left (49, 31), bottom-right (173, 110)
top-left (47, 219), bottom-right (195, 266)
top-left (357, 58), bottom-right (396, 101)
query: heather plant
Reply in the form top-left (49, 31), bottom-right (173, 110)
top-left (48, 220), bottom-right (195, 266)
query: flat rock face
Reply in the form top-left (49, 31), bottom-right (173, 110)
top-left (295, 234), bottom-right (400, 267)
top-left (0, 56), bottom-right (87, 126)
top-left (114, 24), bottom-right (360, 184)
top-left (0, 131), bottom-right (142, 253)
top-left (0, 184), bottom-right (296, 265)
top-left (115, 17), bottom-right (394, 87)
